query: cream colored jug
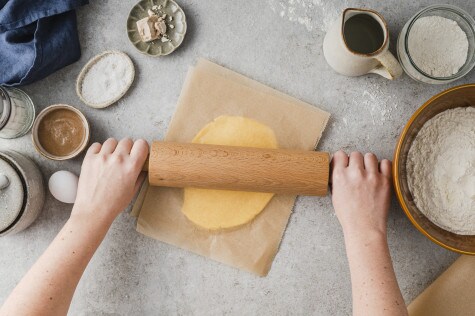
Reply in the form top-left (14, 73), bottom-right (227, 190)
top-left (323, 8), bottom-right (402, 80)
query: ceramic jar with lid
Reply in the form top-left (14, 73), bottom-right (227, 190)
top-left (0, 151), bottom-right (45, 236)
top-left (0, 86), bottom-right (36, 139)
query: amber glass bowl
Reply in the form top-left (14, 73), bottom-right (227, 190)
top-left (393, 84), bottom-right (475, 254)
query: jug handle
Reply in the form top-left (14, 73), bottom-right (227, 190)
top-left (369, 50), bottom-right (403, 80)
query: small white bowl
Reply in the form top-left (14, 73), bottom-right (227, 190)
top-left (76, 50), bottom-right (135, 108)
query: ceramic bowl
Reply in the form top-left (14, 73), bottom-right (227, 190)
top-left (0, 151), bottom-right (45, 236)
top-left (127, 0), bottom-right (187, 56)
top-left (393, 84), bottom-right (475, 254)
top-left (76, 51), bottom-right (135, 109)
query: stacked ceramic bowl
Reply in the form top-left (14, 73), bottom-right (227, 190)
top-left (0, 151), bottom-right (45, 236)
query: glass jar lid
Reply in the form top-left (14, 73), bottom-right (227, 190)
top-left (0, 154), bottom-right (25, 232)
top-left (0, 86), bottom-right (12, 130)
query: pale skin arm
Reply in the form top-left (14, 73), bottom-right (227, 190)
top-left (331, 150), bottom-right (408, 316)
top-left (1, 143), bottom-right (406, 316)
top-left (0, 138), bottom-right (149, 316)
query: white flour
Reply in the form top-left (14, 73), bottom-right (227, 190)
top-left (407, 107), bottom-right (475, 235)
top-left (408, 16), bottom-right (468, 77)
top-left (267, 0), bottom-right (340, 32)
top-left (81, 54), bottom-right (134, 106)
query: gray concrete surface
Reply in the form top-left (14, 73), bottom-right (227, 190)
top-left (1, 0), bottom-right (474, 314)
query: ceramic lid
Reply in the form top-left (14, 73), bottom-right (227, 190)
top-left (0, 155), bottom-right (24, 232)
top-left (0, 87), bottom-right (12, 130)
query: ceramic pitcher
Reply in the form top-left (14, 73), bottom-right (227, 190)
top-left (323, 8), bottom-right (402, 80)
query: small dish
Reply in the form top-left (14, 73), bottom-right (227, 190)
top-left (32, 104), bottom-right (90, 161)
top-left (126, 0), bottom-right (187, 57)
top-left (76, 51), bottom-right (135, 109)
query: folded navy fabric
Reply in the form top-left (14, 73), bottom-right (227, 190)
top-left (0, 0), bottom-right (89, 86)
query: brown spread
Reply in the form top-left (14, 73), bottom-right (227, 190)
top-left (37, 108), bottom-right (85, 157)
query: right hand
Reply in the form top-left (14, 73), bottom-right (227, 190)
top-left (72, 138), bottom-right (149, 225)
top-left (330, 150), bottom-right (392, 239)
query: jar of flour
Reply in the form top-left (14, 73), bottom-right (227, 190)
top-left (397, 4), bottom-right (475, 84)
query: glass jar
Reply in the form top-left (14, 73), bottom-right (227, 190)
top-left (397, 4), bottom-right (475, 84)
top-left (0, 86), bottom-right (36, 139)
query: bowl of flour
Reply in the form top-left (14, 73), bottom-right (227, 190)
top-left (394, 84), bottom-right (475, 254)
top-left (397, 4), bottom-right (475, 84)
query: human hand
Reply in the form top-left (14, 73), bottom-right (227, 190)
top-left (331, 151), bottom-right (392, 239)
top-left (72, 138), bottom-right (149, 225)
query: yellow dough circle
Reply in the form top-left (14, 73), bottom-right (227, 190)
top-left (181, 116), bottom-right (278, 230)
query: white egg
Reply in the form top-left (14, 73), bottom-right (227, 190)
top-left (48, 170), bottom-right (79, 204)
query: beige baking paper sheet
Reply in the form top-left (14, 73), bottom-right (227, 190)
top-left (408, 255), bottom-right (475, 315)
top-left (131, 59), bottom-right (330, 276)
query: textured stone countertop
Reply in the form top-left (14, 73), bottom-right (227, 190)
top-left (1, 0), bottom-right (473, 314)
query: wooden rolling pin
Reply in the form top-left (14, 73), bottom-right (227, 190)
top-left (146, 141), bottom-right (329, 196)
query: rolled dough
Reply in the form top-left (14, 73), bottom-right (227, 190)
top-left (181, 116), bottom-right (278, 230)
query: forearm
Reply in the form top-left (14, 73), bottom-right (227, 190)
top-left (0, 213), bottom-right (112, 316)
top-left (344, 231), bottom-right (407, 316)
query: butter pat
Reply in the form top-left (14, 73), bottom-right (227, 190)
top-left (136, 14), bottom-right (168, 43)
top-left (137, 16), bottom-right (159, 42)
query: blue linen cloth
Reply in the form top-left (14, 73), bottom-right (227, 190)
top-left (0, 0), bottom-right (89, 86)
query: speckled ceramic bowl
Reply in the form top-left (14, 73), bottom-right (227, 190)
top-left (76, 51), bottom-right (135, 108)
top-left (127, 0), bottom-right (187, 56)
top-left (0, 151), bottom-right (45, 236)
top-left (394, 84), bottom-right (475, 254)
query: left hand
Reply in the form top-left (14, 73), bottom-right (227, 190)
top-left (72, 138), bottom-right (149, 224)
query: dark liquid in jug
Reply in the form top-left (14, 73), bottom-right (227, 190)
top-left (343, 14), bottom-right (384, 54)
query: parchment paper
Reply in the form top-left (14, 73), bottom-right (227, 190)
top-left (408, 255), bottom-right (475, 315)
top-left (132, 59), bottom-right (330, 276)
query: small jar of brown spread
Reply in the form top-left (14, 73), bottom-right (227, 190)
top-left (32, 104), bottom-right (90, 160)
